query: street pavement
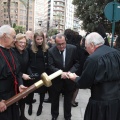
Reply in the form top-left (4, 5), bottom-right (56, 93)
top-left (25, 89), bottom-right (91, 120)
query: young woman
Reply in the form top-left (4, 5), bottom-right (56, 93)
top-left (27, 31), bottom-right (49, 116)
top-left (14, 33), bottom-right (30, 120)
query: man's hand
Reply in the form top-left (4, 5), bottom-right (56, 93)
top-left (19, 85), bottom-right (27, 93)
top-left (0, 100), bottom-right (7, 112)
top-left (61, 72), bottom-right (69, 79)
top-left (22, 74), bottom-right (31, 80)
top-left (19, 85), bottom-right (28, 98)
top-left (68, 72), bottom-right (78, 81)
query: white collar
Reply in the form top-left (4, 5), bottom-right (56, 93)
top-left (0, 44), bottom-right (5, 48)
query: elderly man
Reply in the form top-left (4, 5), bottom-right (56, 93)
top-left (25, 30), bottom-right (33, 47)
top-left (68, 32), bottom-right (120, 120)
top-left (0, 25), bottom-right (26, 120)
top-left (48, 34), bottom-right (79, 120)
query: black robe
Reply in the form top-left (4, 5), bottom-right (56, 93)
top-left (76, 45), bottom-right (120, 120)
top-left (0, 46), bottom-right (23, 120)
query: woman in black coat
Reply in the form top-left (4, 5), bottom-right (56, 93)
top-left (27, 31), bottom-right (49, 116)
top-left (14, 33), bottom-right (31, 120)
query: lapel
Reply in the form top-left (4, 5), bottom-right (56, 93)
top-left (54, 46), bottom-right (63, 64)
top-left (65, 45), bottom-right (69, 67)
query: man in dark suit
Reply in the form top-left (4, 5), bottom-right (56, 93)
top-left (48, 34), bottom-right (80, 120)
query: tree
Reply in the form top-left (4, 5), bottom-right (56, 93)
top-left (48, 29), bottom-right (58, 37)
top-left (20, 0), bottom-right (34, 31)
top-left (73, 0), bottom-right (120, 34)
top-left (14, 25), bottom-right (25, 34)
top-left (19, 0), bottom-right (29, 31)
top-left (13, 23), bottom-right (16, 28)
top-left (7, 0), bottom-right (12, 26)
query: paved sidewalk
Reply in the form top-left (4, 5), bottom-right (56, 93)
top-left (25, 89), bottom-right (90, 120)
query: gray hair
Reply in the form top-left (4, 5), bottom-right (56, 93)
top-left (85, 32), bottom-right (105, 46)
top-left (0, 25), bottom-right (12, 37)
top-left (55, 33), bottom-right (66, 42)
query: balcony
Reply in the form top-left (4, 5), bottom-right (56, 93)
top-left (54, 0), bottom-right (65, 3)
top-left (53, 7), bottom-right (65, 12)
top-left (54, 4), bottom-right (65, 7)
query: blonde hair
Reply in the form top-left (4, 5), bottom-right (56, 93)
top-left (31, 32), bottom-right (49, 53)
top-left (16, 33), bottom-right (26, 41)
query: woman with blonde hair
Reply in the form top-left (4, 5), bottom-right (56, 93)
top-left (14, 33), bottom-right (31, 120)
top-left (27, 31), bottom-right (49, 116)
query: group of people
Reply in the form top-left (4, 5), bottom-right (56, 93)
top-left (0, 24), bottom-right (120, 120)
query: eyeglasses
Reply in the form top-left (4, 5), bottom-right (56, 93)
top-left (57, 42), bottom-right (66, 47)
top-left (7, 34), bottom-right (16, 40)
top-left (12, 36), bottom-right (16, 40)
top-left (17, 41), bottom-right (27, 44)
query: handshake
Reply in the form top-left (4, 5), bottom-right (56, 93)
top-left (61, 72), bottom-right (79, 81)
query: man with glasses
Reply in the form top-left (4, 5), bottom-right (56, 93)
top-left (48, 34), bottom-right (79, 120)
top-left (0, 25), bottom-right (26, 120)
top-left (68, 32), bottom-right (120, 120)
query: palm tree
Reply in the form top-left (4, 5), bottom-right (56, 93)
top-left (26, 0), bottom-right (29, 31)
top-left (7, 0), bottom-right (12, 26)
top-left (20, 0), bottom-right (30, 31)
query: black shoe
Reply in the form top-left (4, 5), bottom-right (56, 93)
top-left (71, 103), bottom-right (78, 107)
top-left (75, 101), bottom-right (78, 105)
top-left (52, 117), bottom-right (57, 120)
top-left (26, 99), bottom-right (36, 105)
top-left (37, 106), bottom-right (43, 116)
top-left (28, 104), bottom-right (32, 115)
top-left (65, 118), bottom-right (71, 120)
top-left (32, 99), bottom-right (36, 103)
top-left (44, 98), bottom-right (51, 103)
top-left (20, 116), bottom-right (28, 120)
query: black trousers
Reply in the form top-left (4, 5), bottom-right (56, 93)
top-left (51, 88), bottom-right (73, 119)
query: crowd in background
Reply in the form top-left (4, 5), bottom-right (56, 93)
top-left (0, 24), bottom-right (120, 120)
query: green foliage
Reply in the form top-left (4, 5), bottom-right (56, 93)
top-left (14, 25), bottom-right (25, 34)
top-left (73, 0), bottom-right (120, 34)
top-left (13, 23), bottom-right (16, 28)
top-left (48, 29), bottom-right (58, 37)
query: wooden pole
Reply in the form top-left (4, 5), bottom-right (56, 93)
top-left (5, 70), bottom-right (62, 107)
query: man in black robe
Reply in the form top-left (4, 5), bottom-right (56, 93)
top-left (0, 25), bottom-right (26, 120)
top-left (68, 32), bottom-right (120, 120)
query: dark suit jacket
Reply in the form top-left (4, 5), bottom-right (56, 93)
top-left (48, 44), bottom-right (80, 91)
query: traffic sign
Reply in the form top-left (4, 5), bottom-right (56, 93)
top-left (104, 1), bottom-right (120, 22)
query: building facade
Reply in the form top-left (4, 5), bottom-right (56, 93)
top-left (46, 0), bottom-right (80, 33)
top-left (34, 0), bottom-right (48, 32)
top-left (0, 0), bottom-right (82, 34)
top-left (0, 0), bottom-right (34, 31)
top-left (47, 0), bottom-right (66, 33)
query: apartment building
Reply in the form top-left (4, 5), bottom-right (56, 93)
top-left (0, 0), bottom-right (34, 31)
top-left (47, 0), bottom-right (80, 33)
top-left (34, 0), bottom-right (48, 32)
top-left (65, 0), bottom-right (74, 30)
top-left (47, 0), bottom-right (66, 33)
